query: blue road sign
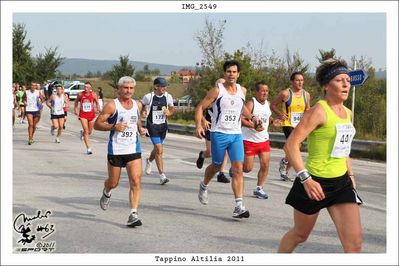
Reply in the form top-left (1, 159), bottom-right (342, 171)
top-left (349, 69), bottom-right (368, 86)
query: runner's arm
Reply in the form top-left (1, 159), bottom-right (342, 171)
top-left (194, 87), bottom-right (218, 138)
top-left (241, 100), bottom-right (255, 128)
top-left (74, 93), bottom-right (81, 115)
top-left (270, 90), bottom-right (289, 120)
top-left (94, 100), bottom-right (117, 131)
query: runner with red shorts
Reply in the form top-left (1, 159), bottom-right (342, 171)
top-left (242, 81), bottom-right (281, 199)
top-left (74, 81), bottom-right (102, 154)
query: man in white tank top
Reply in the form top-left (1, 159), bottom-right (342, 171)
top-left (46, 84), bottom-right (69, 143)
top-left (94, 76), bottom-right (147, 227)
top-left (194, 60), bottom-right (261, 219)
top-left (241, 81), bottom-right (281, 199)
top-left (23, 81), bottom-right (45, 145)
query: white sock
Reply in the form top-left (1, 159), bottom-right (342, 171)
top-left (235, 198), bottom-right (243, 208)
top-left (103, 189), bottom-right (111, 197)
top-left (130, 208), bottom-right (137, 214)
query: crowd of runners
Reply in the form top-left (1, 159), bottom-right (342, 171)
top-left (12, 58), bottom-right (363, 252)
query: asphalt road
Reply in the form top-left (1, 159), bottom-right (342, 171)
top-left (12, 106), bottom-right (387, 256)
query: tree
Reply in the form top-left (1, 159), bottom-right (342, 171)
top-left (195, 18), bottom-right (226, 69)
top-left (35, 47), bottom-right (64, 82)
top-left (108, 55), bottom-right (135, 90)
top-left (316, 48), bottom-right (337, 62)
top-left (143, 64), bottom-right (150, 75)
top-left (169, 73), bottom-right (181, 84)
top-left (13, 23), bottom-right (34, 84)
top-left (285, 47), bottom-right (309, 75)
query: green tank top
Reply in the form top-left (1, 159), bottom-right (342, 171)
top-left (17, 90), bottom-right (24, 105)
top-left (305, 100), bottom-right (355, 178)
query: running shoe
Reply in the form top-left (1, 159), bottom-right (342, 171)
top-left (28, 139), bottom-right (34, 145)
top-left (232, 205), bottom-right (250, 218)
top-left (87, 148), bottom-right (93, 155)
top-left (100, 190), bottom-right (111, 210)
top-left (50, 126), bottom-right (55, 136)
top-left (198, 182), bottom-right (208, 205)
top-left (280, 174), bottom-right (290, 181)
top-left (159, 173), bottom-right (169, 185)
top-left (253, 187), bottom-right (268, 199)
top-left (279, 158), bottom-right (288, 177)
top-left (55, 137), bottom-right (60, 143)
top-left (80, 129), bottom-right (84, 141)
top-left (217, 172), bottom-right (230, 183)
top-left (127, 212), bottom-right (142, 227)
top-left (145, 158), bottom-right (152, 175)
top-left (196, 151), bottom-right (205, 169)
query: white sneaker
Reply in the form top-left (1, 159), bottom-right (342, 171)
top-left (55, 137), bottom-right (60, 143)
top-left (198, 182), bottom-right (208, 205)
top-left (159, 173), bottom-right (169, 185)
top-left (87, 148), bottom-right (93, 155)
top-left (145, 158), bottom-right (152, 175)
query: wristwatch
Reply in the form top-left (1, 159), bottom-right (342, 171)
top-left (297, 169), bottom-right (312, 184)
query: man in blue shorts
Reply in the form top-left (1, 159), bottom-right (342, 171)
top-left (141, 77), bottom-right (175, 185)
top-left (195, 60), bottom-right (260, 218)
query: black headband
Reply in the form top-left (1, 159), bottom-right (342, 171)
top-left (321, 66), bottom-right (349, 85)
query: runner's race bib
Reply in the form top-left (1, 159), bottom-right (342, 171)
top-left (152, 110), bottom-right (166, 125)
top-left (221, 109), bottom-right (240, 129)
top-left (258, 113), bottom-right (269, 125)
top-left (116, 122), bottom-right (137, 145)
top-left (82, 102), bottom-right (92, 112)
top-left (331, 123), bottom-right (356, 158)
top-left (55, 106), bottom-right (63, 114)
top-left (291, 112), bottom-right (303, 127)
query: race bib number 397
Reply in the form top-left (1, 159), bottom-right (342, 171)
top-left (331, 123), bottom-right (356, 158)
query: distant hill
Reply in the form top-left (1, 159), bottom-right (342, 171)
top-left (57, 58), bottom-right (194, 76)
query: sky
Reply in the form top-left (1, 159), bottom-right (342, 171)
top-left (13, 12), bottom-right (386, 72)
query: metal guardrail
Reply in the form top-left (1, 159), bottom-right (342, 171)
top-left (166, 123), bottom-right (386, 160)
top-left (142, 121), bottom-right (386, 160)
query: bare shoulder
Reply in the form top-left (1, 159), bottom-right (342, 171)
top-left (305, 102), bottom-right (327, 125)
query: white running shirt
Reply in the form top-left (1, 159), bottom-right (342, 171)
top-left (51, 94), bottom-right (65, 115)
top-left (210, 83), bottom-right (245, 134)
top-left (242, 97), bottom-right (271, 143)
top-left (108, 99), bottom-right (140, 155)
top-left (25, 90), bottom-right (40, 112)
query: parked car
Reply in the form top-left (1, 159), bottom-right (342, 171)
top-left (64, 81), bottom-right (85, 100)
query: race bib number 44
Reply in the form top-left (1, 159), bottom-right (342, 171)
top-left (331, 123), bottom-right (356, 158)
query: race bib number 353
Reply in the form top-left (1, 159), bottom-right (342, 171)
top-left (221, 109), bottom-right (240, 129)
top-left (331, 123), bottom-right (356, 158)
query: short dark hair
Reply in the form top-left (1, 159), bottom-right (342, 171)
top-left (254, 81), bottom-right (268, 92)
top-left (85, 81), bottom-right (91, 85)
top-left (290, 71), bottom-right (303, 81)
top-left (223, 60), bottom-right (240, 72)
